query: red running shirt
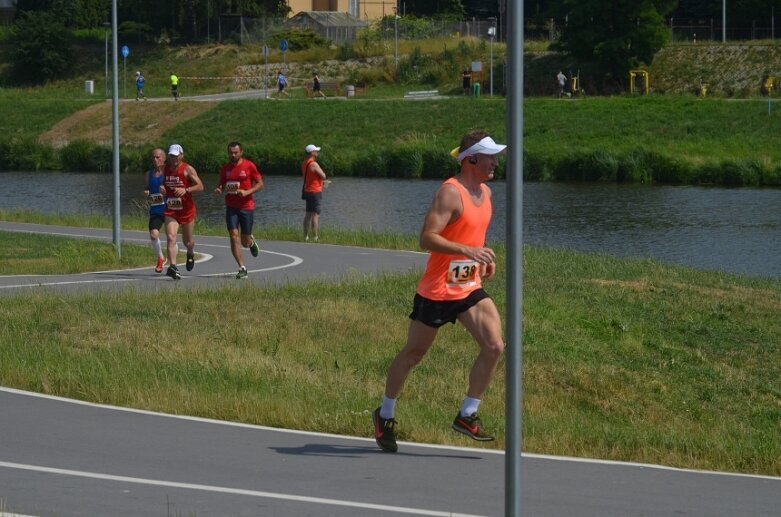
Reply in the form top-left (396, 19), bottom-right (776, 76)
top-left (416, 178), bottom-right (493, 301)
top-left (219, 159), bottom-right (262, 210)
top-left (163, 161), bottom-right (196, 223)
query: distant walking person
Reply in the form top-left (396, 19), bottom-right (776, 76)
top-left (143, 148), bottom-right (166, 273)
top-left (135, 71), bottom-right (147, 100)
top-left (277, 70), bottom-right (289, 98)
top-left (301, 144), bottom-right (326, 242)
top-left (372, 131), bottom-right (507, 453)
top-left (462, 68), bottom-right (471, 96)
top-left (163, 144), bottom-right (203, 279)
top-left (170, 73), bottom-right (180, 100)
top-left (213, 141), bottom-right (264, 279)
top-left (556, 70), bottom-right (567, 97)
top-left (312, 73), bottom-right (326, 98)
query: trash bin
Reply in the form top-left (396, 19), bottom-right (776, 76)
top-left (346, 84), bottom-right (355, 98)
top-left (84, 80), bottom-right (94, 95)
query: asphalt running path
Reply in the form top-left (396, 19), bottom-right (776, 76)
top-left (0, 222), bottom-right (427, 295)
top-left (1, 388), bottom-right (779, 517)
top-left (1, 223), bottom-right (780, 515)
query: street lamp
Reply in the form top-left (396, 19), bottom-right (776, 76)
top-left (103, 21), bottom-right (111, 97)
top-left (722, 0), bottom-right (726, 42)
top-left (394, 6), bottom-right (399, 67)
top-left (488, 18), bottom-right (496, 96)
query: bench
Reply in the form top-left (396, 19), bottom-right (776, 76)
top-left (403, 90), bottom-right (441, 100)
top-left (304, 81), bottom-right (341, 97)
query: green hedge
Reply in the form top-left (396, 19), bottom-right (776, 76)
top-left (2, 138), bottom-right (781, 186)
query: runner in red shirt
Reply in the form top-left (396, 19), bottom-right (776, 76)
top-left (213, 141), bottom-right (264, 279)
top-left (163, 144), bottom-right (204, 280)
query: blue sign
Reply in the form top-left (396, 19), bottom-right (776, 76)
top-left (279, 39), bottom-right (288, 52)
top-left (121, 45), bottom-right (130, 58)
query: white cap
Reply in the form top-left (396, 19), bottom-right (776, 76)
top-left (456, 136), bottom-right (507, 162)
top-left (305, 144), bottom-right (321, 153)
top-left (135, 71), bottom-right (141, 75)
top-left (168, 144), bottom-right (183, 156)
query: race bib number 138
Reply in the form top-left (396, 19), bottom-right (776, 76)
top-left (447, 259), bottom-right (478, 288)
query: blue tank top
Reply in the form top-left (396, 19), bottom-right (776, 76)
top-left (147, 170), bottom-right (165, 216)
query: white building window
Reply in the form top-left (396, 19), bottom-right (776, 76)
top-left (348, 0), bottom-right (358, 17)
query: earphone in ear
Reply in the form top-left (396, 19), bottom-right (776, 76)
top-left (468, 156), bottom-right (478, 164)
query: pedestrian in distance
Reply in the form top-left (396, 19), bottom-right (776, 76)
top-left (277, 70), bottom-right (289, 98)
top-left (162, 144), bottom-right (203, 279)
top-left (170, 73), bottom-right (180, 100)
top-left (143, 148), bottom-right (167, 273)
top-left (301, 144), bottom-right (327, 242)
top-left (462, 68), bottom-right (472, 96)
top-left (556, 70), bottom-right (567, 98)
top-left (213, 141), bottom-right (264, 279)
top-left (312, 73), bottom-right (326, 98)
top-left (372, 130), bottom-right (507, 453)
top-left (135, 71), bottom-right (147, 101)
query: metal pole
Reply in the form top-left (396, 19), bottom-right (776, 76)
top-left (104, 28), bottom-right (108, 97)
top-left (505, 0), bottom-right (524, 514)
top-left (111, 0), bottom-right (121, 257)
top-left (123, 55), bottom-right (126, 99)
top-left (723, 0), bottom-right (726, 42)
top-left (394, 6), bottom-right (399, 67)
top-left (490, 35), bottom-right (494, 96)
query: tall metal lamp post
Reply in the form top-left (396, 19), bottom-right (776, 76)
top-left (394, 6), bottom-right (399, 67)
top-left (103, 22), bottom-right (111, 97)
top-left (488, 17), bottom-right (497, 96)
top-left (722, 0), bottom-right (726, 42)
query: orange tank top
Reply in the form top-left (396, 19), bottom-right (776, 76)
top-left (302, 157), bottom-right (324, 193)
top-left (416, 177), bottom-right (493, 301)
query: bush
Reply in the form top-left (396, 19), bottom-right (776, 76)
top-left (353, 150), bottom-right (389, 177)
top-left (6, 11), bottom-right (74, 85)
top-left (421, 148), bottom-right (457, 179)
top-left (552, 150), bottom-right (619, 181)
top-left (0, 137), bottom-right (59, 171)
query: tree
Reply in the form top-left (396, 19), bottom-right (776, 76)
top-left (554, 0), bottom-right (676, 86)
top-left (6, 11), bottom-right (74, 84)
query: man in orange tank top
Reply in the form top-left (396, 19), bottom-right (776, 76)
top-left (373, 131), bottom-right (507, 453)
top-left (162, 144), bottom-right (204, 280)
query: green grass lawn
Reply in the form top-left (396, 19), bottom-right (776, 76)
top-left (0, 230), bottom-right (154, 274)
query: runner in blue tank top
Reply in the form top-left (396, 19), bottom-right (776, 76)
top-left (144, 148), bottom-right (167, 273)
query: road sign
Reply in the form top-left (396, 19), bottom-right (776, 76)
top-left (279, 39), bottom-right (288, 52)
top-left (121, 45), bottom-right (129, 58)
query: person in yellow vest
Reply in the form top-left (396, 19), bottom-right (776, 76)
top-left (170, 73), bottom-right (179, 100)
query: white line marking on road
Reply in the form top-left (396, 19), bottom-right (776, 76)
top-left (0, 461), bottom-right (485, 517)
top-left (3, 387), bottom-right (780, 481)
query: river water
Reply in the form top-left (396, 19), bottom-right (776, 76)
top-left (2, 172), bottom-right (780, 278)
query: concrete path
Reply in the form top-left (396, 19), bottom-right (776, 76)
top-left (0, 222), bottom-right (427, 296)
top-left (1, 388), bottom-right (779, 517)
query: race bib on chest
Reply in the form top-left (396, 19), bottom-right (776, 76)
top-left (148, 193), bottom-right (164, 206)
top-left (166, 197), bottom-right (183, 210)
top-left (225, 181), bottom-right (240, 194)
top-left (447, 259), bottom-right (479, 288)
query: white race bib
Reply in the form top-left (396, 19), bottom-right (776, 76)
top-left (148, 193), bottom-right (164, 206)
top-left (166, 197), bottom-right (183, 210)
top-left (225, 181), bottom-right (240, 194)
top-left (447, 259), bottom-right (479, 288)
